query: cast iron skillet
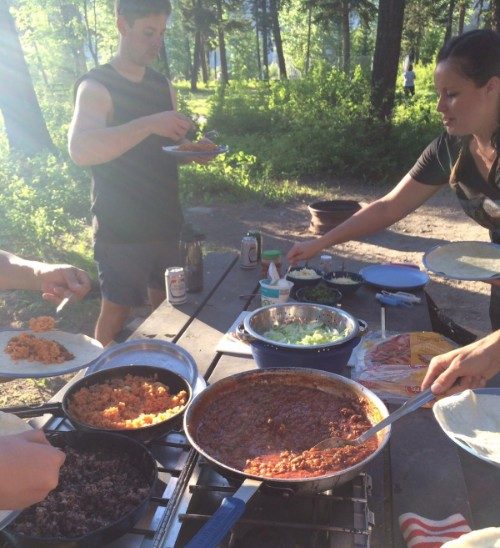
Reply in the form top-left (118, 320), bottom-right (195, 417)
top-left (2, 365), bottom-right (192, 443)
top-left (1, 430), bottom-right (157, 548)
top-left (183, 368), bottom-right (390, 548)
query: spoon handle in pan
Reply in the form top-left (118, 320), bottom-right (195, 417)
top-left (358, 388), bottom-right (435, 444)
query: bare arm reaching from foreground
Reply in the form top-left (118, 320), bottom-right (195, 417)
top-left (421, 330), bottom-right (500, 396)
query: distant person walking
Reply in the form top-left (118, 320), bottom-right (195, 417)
top-left (403, 64), bottom-right (416, 96)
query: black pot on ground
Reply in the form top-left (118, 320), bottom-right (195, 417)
top-left (308, 200), bottom-right (362, 235)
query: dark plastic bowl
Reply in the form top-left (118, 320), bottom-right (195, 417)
top-left (285, 267), bottom-right (322, 291)
top-left (250, 336), bottom-right (360, 375)
top-left (295, 284), bottom-right (343, 306)
top-left (323, 271), bottom-right (364, 295)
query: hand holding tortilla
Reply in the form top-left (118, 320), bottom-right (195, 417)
top-left (421, 330), bottom-right (500, 396)
top-left (0, 412), bottom-right (65, 511)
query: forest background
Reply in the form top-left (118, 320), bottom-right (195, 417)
top-left (0, 0), bottom-right (499, 327)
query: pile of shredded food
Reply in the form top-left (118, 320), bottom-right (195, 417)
top-left (68, 374), bottom-right (189, 429)
top-left (264, 321), bottom-right (348, 346)
top-left (28, 315), bottom-right (56, 332)
top-left (5, 333), bottom-right (74, 364)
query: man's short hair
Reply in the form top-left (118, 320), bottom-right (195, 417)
top-left (116, 0), bottom-right (172, 24)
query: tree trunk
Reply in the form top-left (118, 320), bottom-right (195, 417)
top-left (269, 0), bottom-right (287, 79)
top-left (443, 0), bottom-right (456, 45)
top-left (457, 2), bottom-right (466, 33)
top-left (191, 31), bottom-right (202, 91)
top-left (0, 0), bottom-right (54, 155)
top-left (216, 0), bottom-right (229, 83)
top-left (159, 40), bottom-right (171, 79)
top-left (341, 0), bottom-right (350, 74)
top-left (82, 0), bottom-right (99, 67)
top-left (305, 4), bottom-right (312, 74)
top-left (254, 1), bottom-right (262, 79)
top-left (494, 0), bottom-right (500, 31)
top-left (184, 37), bottom-right (193, 80)
top-left (371, 0), bottom-right (406, 121)
top-left (261, 0), bottom-right (269, 80)
top-left (200, 37), bottom-right (209, 84)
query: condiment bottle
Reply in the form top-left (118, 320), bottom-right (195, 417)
top-left (319, 254), bottom-right (334, 275)
top-left (180, 223), bottom-right (205, 293)
top-left (261, 250), bottom-right (282, 278)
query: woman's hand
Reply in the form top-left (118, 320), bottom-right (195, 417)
top-left (421, 330), bottom-right (500, 396)
top-left (287, 239), bottom-right (325, 265)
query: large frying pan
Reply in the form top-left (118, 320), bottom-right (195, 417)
top-left (2, 365), bottom-right (192, 443)
top-left (183, 368), bottom-right (390, 548)
top-left (1, 430), bottom-right (157, 548)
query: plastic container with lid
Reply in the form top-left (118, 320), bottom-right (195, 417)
top-left (319, 254), bottom-right (334, 275)
top-left (261, 250), bottom-right (282, 277)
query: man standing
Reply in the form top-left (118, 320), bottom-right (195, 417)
top-left (68, 0), bottom-right (195, 345)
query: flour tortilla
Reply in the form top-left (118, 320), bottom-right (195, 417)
top-left (433, 389), bottom-right (500, 466)
top-left (423, 241), bottom-right (500, 280)
top-left (0, 330), bottom-right (103, 378)
top-left (442, 527), bottom-right (500, 547)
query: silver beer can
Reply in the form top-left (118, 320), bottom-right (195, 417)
top-left (165, 267), bottom-right (187, 304)
top-left (240, 236), bottom-right (258, 268)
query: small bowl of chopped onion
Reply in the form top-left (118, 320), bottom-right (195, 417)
top-left (286, 266), bottom-right (322, 291)
top-left (323, 271), bottom-right (364, 295)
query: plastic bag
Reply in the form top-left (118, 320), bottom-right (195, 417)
top-left (350, 331), bottom-right (457, 404)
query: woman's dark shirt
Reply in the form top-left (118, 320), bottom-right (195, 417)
top-left (76, 64), bottom-right (183, 244)
top-left (409, 132), bottom-right (500, 244)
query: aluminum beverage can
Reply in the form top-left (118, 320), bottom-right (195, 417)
top-left (247, 230), bottom-right (262, 261)
top-left (165, 267), bottom-right (187, 304)
top-left (240, 236), bottom-right (258, 268)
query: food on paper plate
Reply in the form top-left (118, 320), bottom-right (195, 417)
top-left (28, 316), bottom-right (56, 332)
top-left (68, 373), bottom-right (188, 429)
top-left (177, 141), bottom-right (218, 152)
top-left (4, 333), bottom-right (74, 364)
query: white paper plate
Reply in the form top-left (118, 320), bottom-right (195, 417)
top-left (423, 241), bottom-right (500, 281)
top-left (0, 329), bottom-right (103, 379)
top-left (433, 388), bottom-right (500, 468)
top-left (162, 144), bottom-right (228, 159)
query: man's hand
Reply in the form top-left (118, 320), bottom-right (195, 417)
top-left (0, 430), bottom-right (65, 510)
top-left (287, 240), bottom-right (324, 265)
top-left (148, 111), bottom-right (195, 142)
top-left (421, 330), bottom-right (500, 396)
top-left (36, 263), bottom-right (92, 304)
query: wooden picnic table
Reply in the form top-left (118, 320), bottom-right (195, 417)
top-left (129, 250), bottom-right (500, 547)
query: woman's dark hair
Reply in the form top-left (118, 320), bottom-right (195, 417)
top-left (437, 29), bottom-right (500, 87)
top-left (438, 29), bottom-right (500, 149)
top-left (115, 0), bottom-right (172, 24)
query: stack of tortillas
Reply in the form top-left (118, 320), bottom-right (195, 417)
top-left (433, 389), bottom-right (500, 466)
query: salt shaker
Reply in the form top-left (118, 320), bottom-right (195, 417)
top-left (319, 254), bottom-right (334, 275)
top-left (180, 223), bottom-right (204, 293)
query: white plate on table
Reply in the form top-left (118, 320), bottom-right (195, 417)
top-left (0, 329), bottom-right (103, 379)
top-left (162, 144), bottom-right (228, 159)
top-left (423, 241), bottom-right (500, 281)
top-left (433, 388), bottom-right (500, 468)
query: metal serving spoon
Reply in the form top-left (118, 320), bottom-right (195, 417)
top-left (312, 387), bottom-right (434, 451)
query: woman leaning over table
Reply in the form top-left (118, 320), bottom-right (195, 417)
top-left (287, 29), bottom-right (500, 329)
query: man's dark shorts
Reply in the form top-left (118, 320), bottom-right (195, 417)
top-left (94, 239), bottom-right (180, 307)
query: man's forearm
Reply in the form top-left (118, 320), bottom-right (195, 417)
top-left (68, 116), bottom-right (153, 167)
top-left (0, 251), bottom-right (41, 291)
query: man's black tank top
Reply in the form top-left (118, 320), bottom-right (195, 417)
top-left (76, 64), bottom-right (183, 243)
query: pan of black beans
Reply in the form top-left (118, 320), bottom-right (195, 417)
top-left (1, 430), bottom-right (158, 548)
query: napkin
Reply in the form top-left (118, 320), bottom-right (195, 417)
top-left (399, 512), bottom-right (471, 547)
top-left (267, 261), bottom-right (280, 284)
